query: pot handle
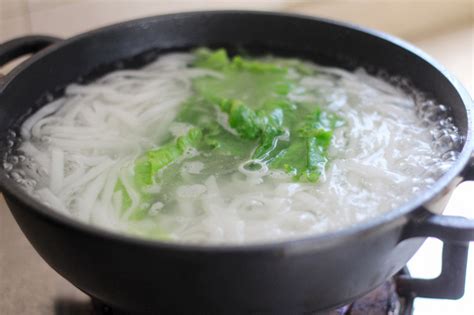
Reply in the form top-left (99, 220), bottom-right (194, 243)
top-left (0, 35), bottom-right (62, 68)
top-left (397, 209), bottom-right (474, 299)
top-left (398, 152), bottom-right (474, 299)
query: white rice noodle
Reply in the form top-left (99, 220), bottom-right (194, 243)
top-left (35, 188), bottom-right (67, 213)
top-left (9, 52), bottom-right (459, 244)
top-left (21, 98), bottom-right (65, 139)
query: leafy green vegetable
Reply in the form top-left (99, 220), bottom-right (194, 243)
top-left (113, 128), bottom-right (202, 224)
top-left (194, 48), bottom-right (230, 70)
top-left (194, 48), bottom-right (286, 74)
top-left (190, 48), bottom-right (344, 182)
top-left (176, 97), bottom-right (256, 158)
top-left (114, 180), bottom-right (132, 210)
top-left (270, 109), bottom-right (343, 182)
top-left (269, 57), bottom-right (317, 75)
top-left (201, 123), bottom-right (255, 158)
top-left (212, 98), bottom-right (289, 161)
top-left (230, 55), bottom-right (286, 73)
top-left (220, 99), bottom-right (265, 139)
top-left (134, 128), bottom-right (202, 187)
top-left (120, 48), bottom-right (345, 237)
top-left (193, 48), bottom-right (292, 108)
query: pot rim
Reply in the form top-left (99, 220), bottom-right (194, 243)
top-left (1, 10), bottom-right (472, 253)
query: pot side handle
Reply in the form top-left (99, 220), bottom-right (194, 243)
top-left (398, 149), bottom-right (474, 299)
top-left (397, 210), bottom-right (474, 299)
top-left (0, 35), bottom-right (62, 68)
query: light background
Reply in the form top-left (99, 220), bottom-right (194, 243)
top-left (0, 1), bottom-right (473, 314)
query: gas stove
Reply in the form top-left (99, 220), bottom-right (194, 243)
top-left (53, 270), bottom-right (414, 315)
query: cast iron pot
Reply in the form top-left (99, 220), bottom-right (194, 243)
top-left (0, 11), bottom-right (473, 314)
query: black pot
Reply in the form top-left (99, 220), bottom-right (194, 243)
top-left (0, 11), bottom-right (473, 314)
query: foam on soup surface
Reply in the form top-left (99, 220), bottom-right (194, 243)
top-left (4, 49), bottom-right (461, 244)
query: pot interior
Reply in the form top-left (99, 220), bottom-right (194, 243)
top-left (0, 12), bottom-right (471, 240)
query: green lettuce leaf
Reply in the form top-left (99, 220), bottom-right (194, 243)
top-left (270, 109), bottom-right (343, 182)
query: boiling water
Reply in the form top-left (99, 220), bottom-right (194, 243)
top-left (3, 52), bottom-right (461, 244)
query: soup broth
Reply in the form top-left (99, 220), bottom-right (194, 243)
top-left (4, 49), bottom-right (461, 244)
